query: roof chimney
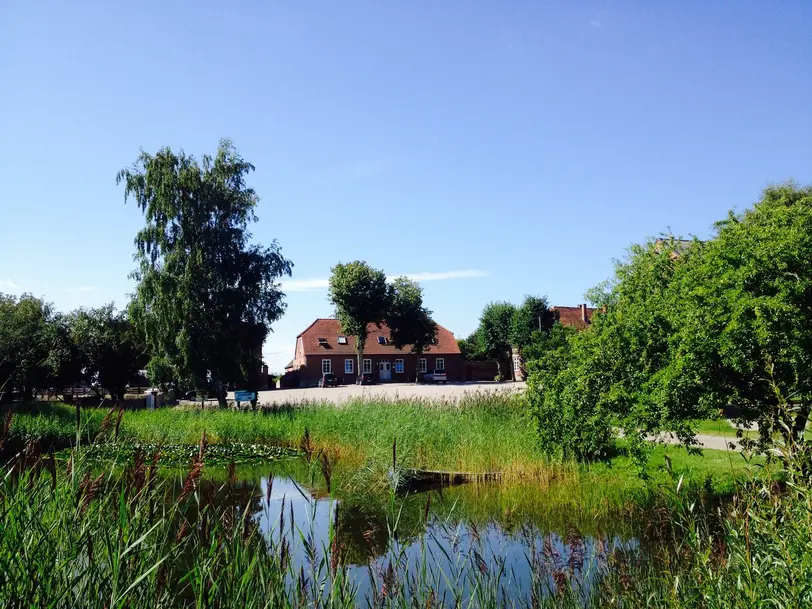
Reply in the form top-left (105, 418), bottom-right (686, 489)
top-left (580, 303), bottom-right (588, 323)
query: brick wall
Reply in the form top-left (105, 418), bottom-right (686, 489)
top-left (300, 353), bottom-right (464, 386)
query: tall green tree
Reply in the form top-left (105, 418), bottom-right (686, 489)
top-left (478, 302), bottom-right (517, 381)
top-left (0, 293), bottom-right (56, 402)
top-left (118, 139), bottom-right (292, 407)
top-left (67, 304), bottom-right (147, 403)
top-left (509, 294), bottom-right (555, 377)
top-left (386, 277), bottom-right (438, 382)
top-left (509, 295), bottom-right (554, 352)
top-left (667, 182), bottom-right (812, 453)
top-left (328, 261), bottom-right (390, 374)
top-left (529, 184), bottom-right (812, 468)
top-left (526, 237), bottom-right (706, 466)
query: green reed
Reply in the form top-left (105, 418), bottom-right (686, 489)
top-left (2, 425), bottom-right (811, 608)
top-left (5, 396), bottom-right (754, 487)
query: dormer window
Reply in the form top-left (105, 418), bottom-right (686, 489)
top-left (318, 338), bottom-right (328, 347)
top-left (377, 336), bottom-right (387, 345)
top-left (337, 336), bottom-right (347, 345)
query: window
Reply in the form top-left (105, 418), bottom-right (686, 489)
top-left (395, 359), bottom-right (404, 374)
top-left (318, 338), bottom-right (328, 347)
top-left (436, 358), bottom-right (445, 371)
top-left (337, 336), bottom-right (347, 345)
top-left (363, 359), bottom-right (372, 374)
top-left (419, 358), bottom-right (427, 373)
top-left (345, 359), bottom-right (354, 374)
top-left (513, 354), bottom-right (522, 376)
top-left (321, 359), bottom-right (332, 375)
top-left (377, 336), bottom-right (387, 345)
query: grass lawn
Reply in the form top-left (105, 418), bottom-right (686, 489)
top-left (693, 417), bottom-right (812, 441)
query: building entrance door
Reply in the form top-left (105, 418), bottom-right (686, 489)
top-left (379, 360), bottom-right (391, 381)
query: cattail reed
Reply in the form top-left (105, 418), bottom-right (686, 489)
top-left (319, 450), bottom-right (333, 494)
top-left (0, 409), bottom-right (12, 450)
top-left (300, 427), bottom-right (314, 462)
top-left (266, 472), bottom-right (274, 507)
top-left (114, 406), bottom-right (124, 441)
top-left (177, 459), bottom-right (204, 505)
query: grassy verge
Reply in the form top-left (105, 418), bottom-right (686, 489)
top-left (694, 417), bottom-right (812, 441)
top-left (6, 399), bottom-right (756, 490)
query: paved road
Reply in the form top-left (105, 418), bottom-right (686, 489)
top-left (229, 382), bottom-right (526, 406)
top-left (652, 431), bottom-right (741, 451)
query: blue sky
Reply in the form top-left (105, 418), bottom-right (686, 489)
top-left (1, 1), bottom-right (810, 371)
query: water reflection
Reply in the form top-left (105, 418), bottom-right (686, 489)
top-left (249, 474), bottom-right (637, 604)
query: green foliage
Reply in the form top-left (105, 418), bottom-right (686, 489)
top-left (526, 322), bottom-right (615, 462)
top-left (478, 302), bottom-right (517, 380)
top-left (522, 322), bottom-right (576, 366)
top-left (509, 295), bottom-right (554, 352)
top-left (529, 183), bottom-right (812, 468)
top-left (529, 237), bottom-right (715, 466)
top-left (118, 139), bottom-right (292, 404)
top-left (668, 182), bottom-right (812, 451)
top-left (327, 261), bottom-right (389, 370)
top-left (457, 330), bottom-right (487, 361)
top-left (386, 277), bottom-right (437, 375)
top-left (0, 293), bottom-right (58, 401)
top-left (65, 304), bottom-right (147, 400)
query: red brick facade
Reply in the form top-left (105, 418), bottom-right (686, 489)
top-left (292, 319), bottom-right (463, 386)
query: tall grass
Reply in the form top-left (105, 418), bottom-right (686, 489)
top-left (2, 433), bottom-right (811, 607)
top-left (5, 397), bottom-right (755, 488)
top-left (6, 395), bottom-right (542, 475)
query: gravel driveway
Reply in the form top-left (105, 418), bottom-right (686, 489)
top-left (229, 382), bottom-right (526, 406)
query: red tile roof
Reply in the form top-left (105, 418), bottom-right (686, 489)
top-left (297, 319), bottom-right (461, 356)
top-left (550, 305), bottom-right (596, 330)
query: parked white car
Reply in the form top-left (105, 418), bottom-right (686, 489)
top-left (423, 369), bottom-right (447, 384)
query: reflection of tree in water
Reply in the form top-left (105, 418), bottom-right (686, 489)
top-left (333, 496), bottom-right (389, 564)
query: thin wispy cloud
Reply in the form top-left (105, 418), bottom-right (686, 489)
top-left (0, 279), bottom-right (19, 291)
top-left (67, 285), bottom-right (98, 295)
top-left (590, 20), bottom-right (604, 28)
top-left (403, 270), bottom-right (489, 282)
top-left (281, 269), bottom-right (489, 293)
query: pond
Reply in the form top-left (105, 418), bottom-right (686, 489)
top-left (167, 459), bottom-right (647, 606)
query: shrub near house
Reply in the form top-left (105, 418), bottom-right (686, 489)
top-left (289, 319), bottom-right (462, 386)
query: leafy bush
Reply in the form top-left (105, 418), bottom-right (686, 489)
top-left (526, 183), bottom-right (812, 468)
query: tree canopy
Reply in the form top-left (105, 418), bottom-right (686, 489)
top-left (478, 302), bottom-right (517, 380)
top-left (327, 261), bottom-right (390, 372)
top-left (0, 294), bottom-right (55, 402)
top-left (118, 139), bottom-right (292, 405)
top-left (526, 182), bottom-right (812, 468)
top-left (509, 295), bottom-right (554, 352)
top-left (66, 305), bottom-right (147, 402)
top-left (387, 277), bottom-right (438, 380)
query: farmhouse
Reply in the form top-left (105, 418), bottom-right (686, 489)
top-left (290, 319), bottom-right (463, 386)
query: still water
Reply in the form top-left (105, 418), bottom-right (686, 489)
top-left (200, 467), bottom-right (641, 605)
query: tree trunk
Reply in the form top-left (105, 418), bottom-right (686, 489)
top-left (212, 375), bottom-right (227, 408)
top-left (791, 402), bottom-right (810, 443)
top-left (356, 334), bottom-right (365, 382)
top-left (495, 359), bottom-right (502, 382)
